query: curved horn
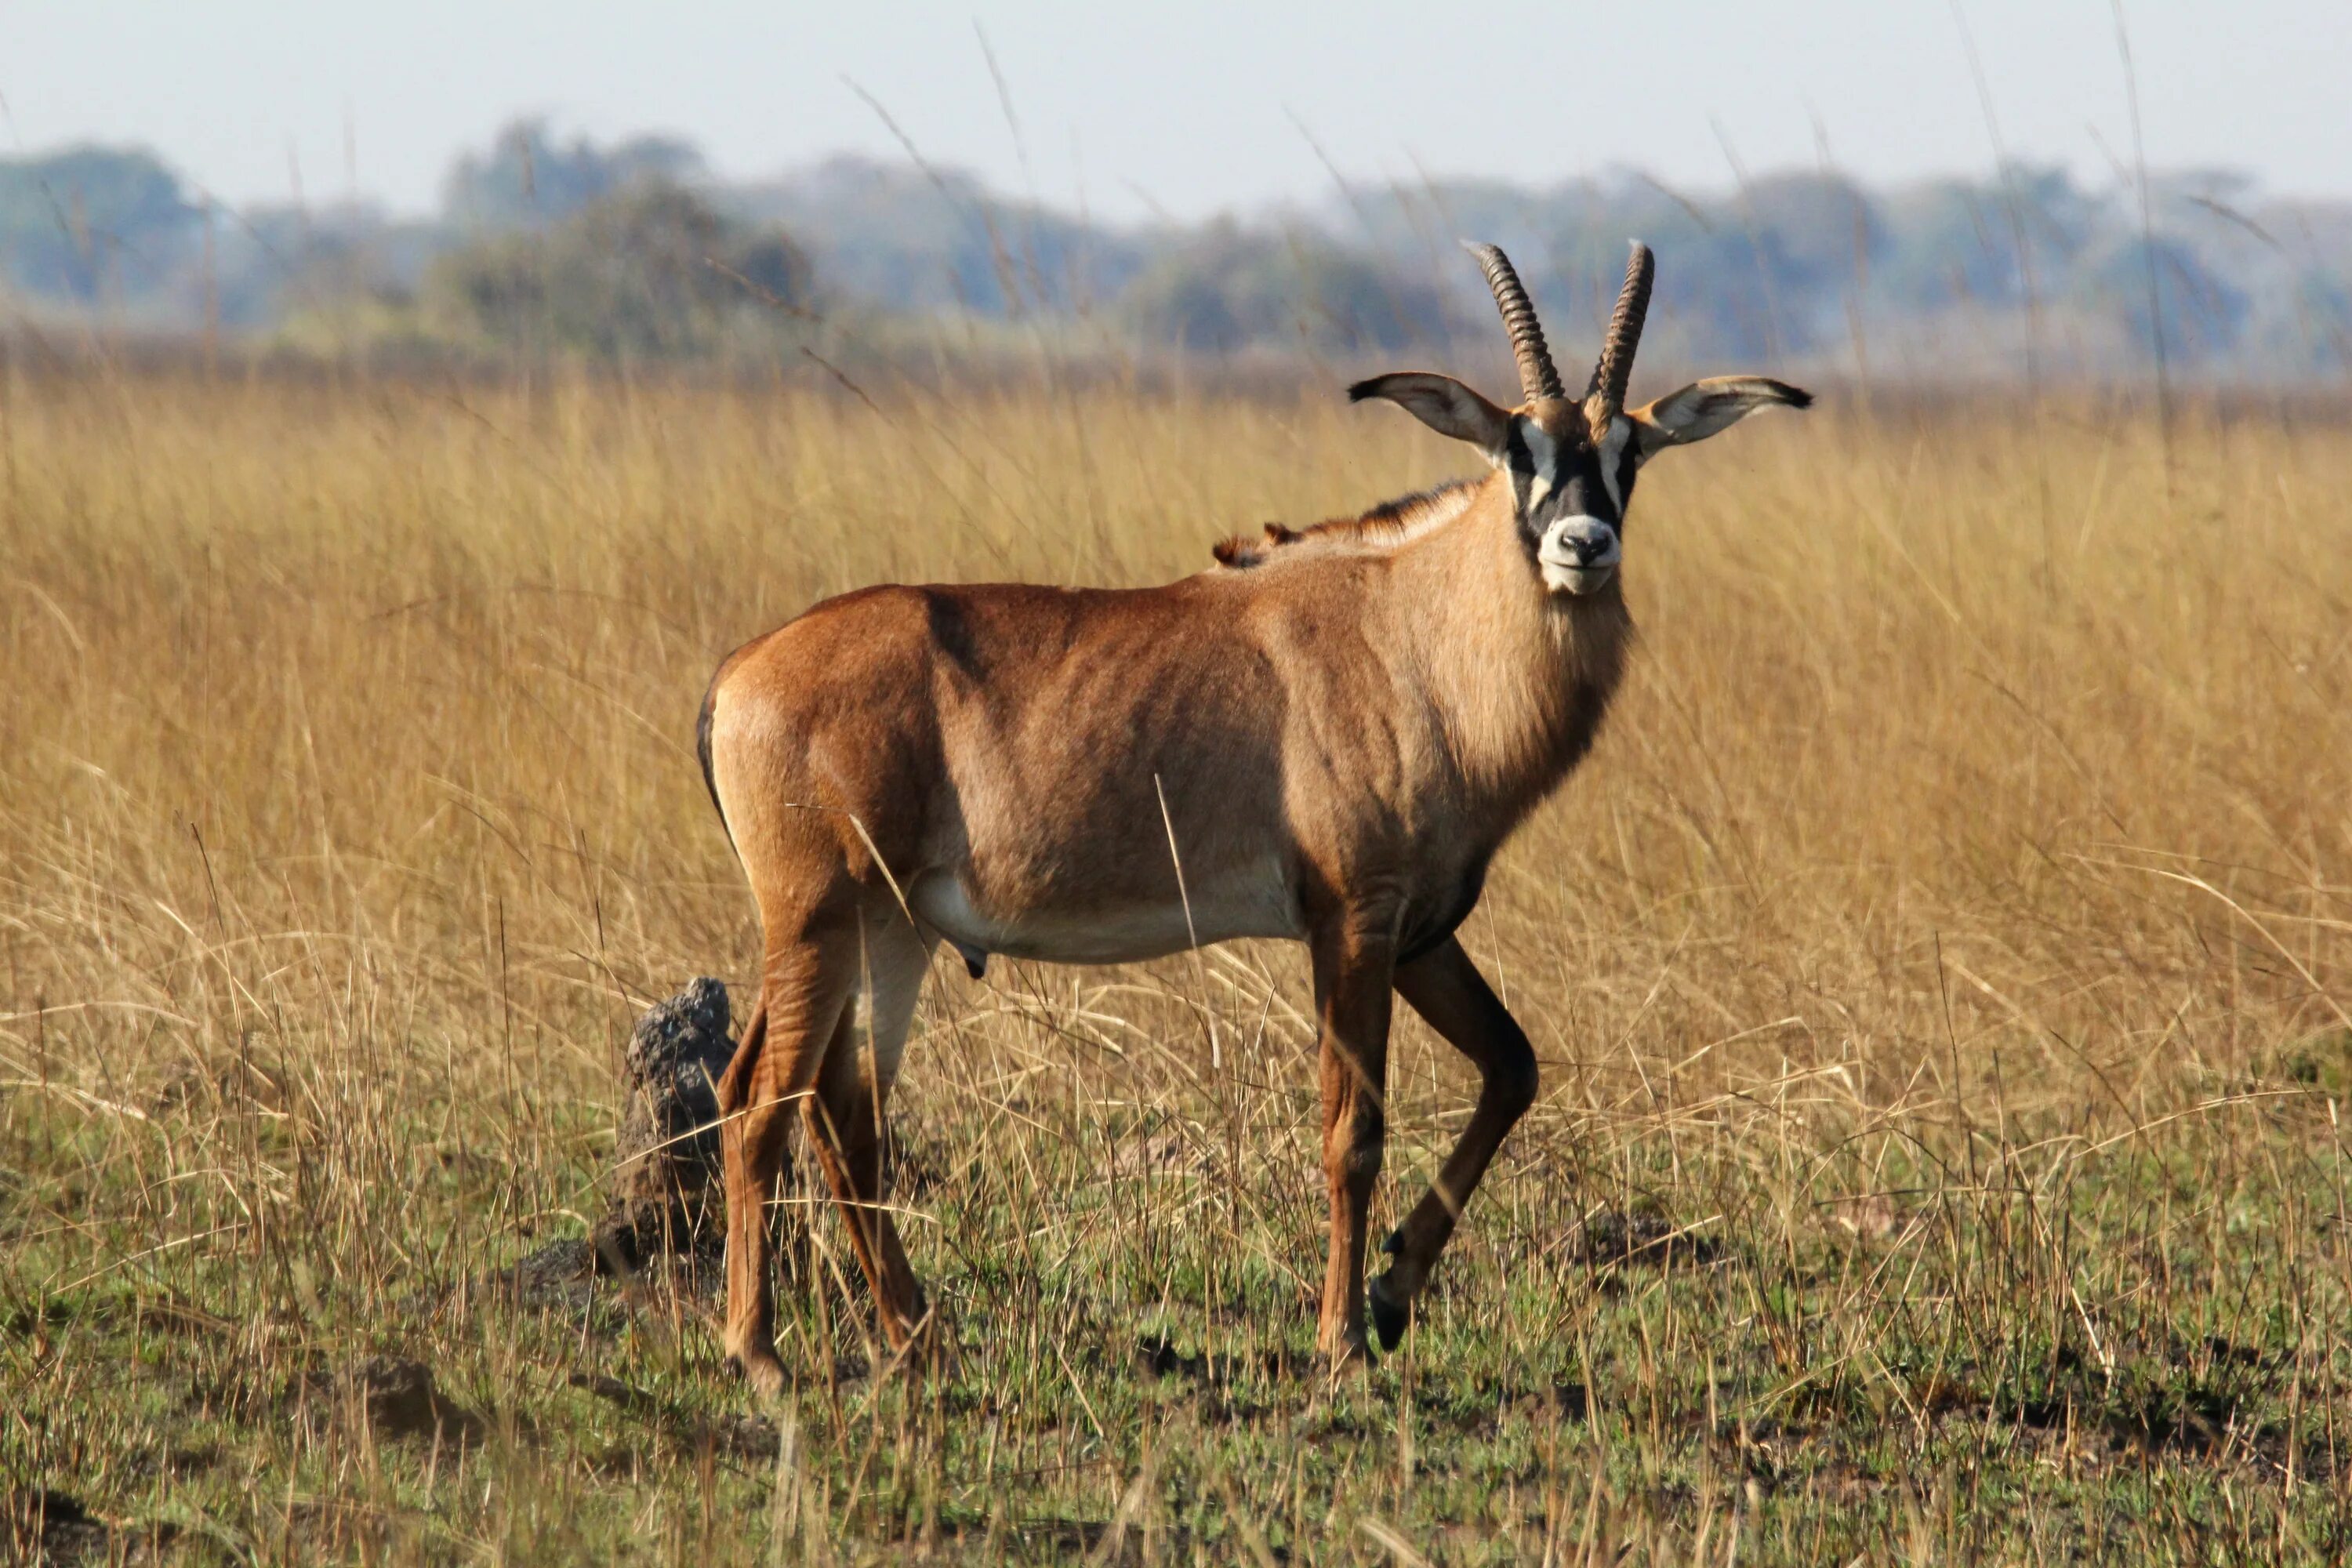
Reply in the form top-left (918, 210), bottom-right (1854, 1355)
top-left (1462, 241), bottom-right (1563, 402)
top-left (1587, 241), bottom-right (1656, 414)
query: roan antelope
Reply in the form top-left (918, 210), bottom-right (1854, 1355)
top-left (699, 240), bottom-right (1809, 1391)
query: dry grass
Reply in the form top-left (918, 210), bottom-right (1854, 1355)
top-left (2, 365), bottom-right (2350, 1563)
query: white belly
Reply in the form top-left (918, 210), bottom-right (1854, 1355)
top-left (907, 864), bottom-right (1302, 966)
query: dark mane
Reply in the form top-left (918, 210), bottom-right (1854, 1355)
top-left (1211, 479), bottom-right (1483, 568)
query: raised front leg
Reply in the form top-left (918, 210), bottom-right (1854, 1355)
top-left (1367, 935), bottom-right (1538, 1350)
top-left (1309, 912), bottom-right (1396, 1370)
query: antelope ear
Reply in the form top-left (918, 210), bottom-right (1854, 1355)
top-left (1628, 376), bottom-right (1812, 461)
top-left (1348, 372), bottom-right (1515, 465)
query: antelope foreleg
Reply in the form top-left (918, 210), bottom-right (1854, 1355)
top-left (1367, 935), bottom-right (1538, 1351)
top-left (1310, 915), bottom-right (1396, 1370)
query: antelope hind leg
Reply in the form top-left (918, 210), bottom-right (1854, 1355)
top-left (803, 916), bottom-right (935, 1367)
top-left (718, 931), bottom-right (858, 1399)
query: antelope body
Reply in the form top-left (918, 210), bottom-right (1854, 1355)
top-left (700, 242), bottom-right (1809, 1391)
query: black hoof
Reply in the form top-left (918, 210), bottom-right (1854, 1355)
top-left (1367, 1275), bottom-right (1410, 1352)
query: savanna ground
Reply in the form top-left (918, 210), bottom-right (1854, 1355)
top-left (2, 361), bottom-right (2350, 1565)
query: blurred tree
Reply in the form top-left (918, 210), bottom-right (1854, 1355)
top-left (441, 119), bottom-right (706, 230)
top-left (424, 179), bottom-right (813, 360)
top-left (1117, 221), bottom-right (1446, 354)
top-left (0, 144), bottom-right (199, 302)
top-left (2068, 233), bottom-right (2249, 363)
top-left (734, 154), bottom-right (1145, 318)
top-left (0, 125), bottom-right (2344, 383)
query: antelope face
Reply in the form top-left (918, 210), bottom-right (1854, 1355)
top-left (1350, 238), bottom-right (1812, 601)
top-left (1514, 405), bottom-right (1635, 597)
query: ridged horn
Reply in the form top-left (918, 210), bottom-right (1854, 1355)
top-left (1462, 241), bottom-right (1563, 403)
top-left (1587, 241), bottom-right (1655, 414)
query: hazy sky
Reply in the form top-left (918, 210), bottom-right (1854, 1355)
top-left (2, 2), bottom-right (2345, 220)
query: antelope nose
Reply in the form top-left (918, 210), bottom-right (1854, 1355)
top-left (1551, 517), bottom-right (1617, 564)
top-left (1539, 516), bottom-right (1621, 588)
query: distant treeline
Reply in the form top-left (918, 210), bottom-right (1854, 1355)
top-left (5, 118), bottom-right (2348, 383)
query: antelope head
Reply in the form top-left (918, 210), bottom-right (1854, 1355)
top-left (1351, 241), bottom-right (1812, 596)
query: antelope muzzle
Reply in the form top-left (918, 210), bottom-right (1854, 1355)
top-left (1537, 514), bottom-right (1621, 595)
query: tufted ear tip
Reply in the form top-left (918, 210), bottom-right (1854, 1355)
top-left (1345, 379), bottom-right (1381, 404)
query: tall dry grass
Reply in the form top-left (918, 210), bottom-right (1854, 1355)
top-left (3, 365), bottom-right (2349, 1562)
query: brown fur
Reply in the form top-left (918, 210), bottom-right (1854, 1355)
top-left (705, 464), bottom-right (1628, 1388)
top-left (702, 249), bottom-right (1807, 1388)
